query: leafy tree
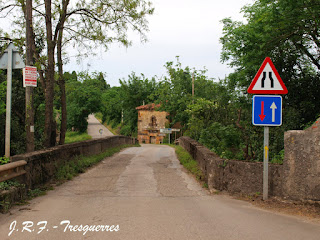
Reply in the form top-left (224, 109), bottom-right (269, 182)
top-left (66, 72), bottom-right (104, 132)
top-left (218, 0), bottom-right (320, 161)
top-left (119, 73), bottom-right (158, 135)
top-left (101, 87), bottom-right (122, 124)
top-left (0, 0), bottom-right (154, 147)
top-left (156, 60), bottom-right (193, 129)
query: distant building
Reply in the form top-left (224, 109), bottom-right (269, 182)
top-left (136, 103), bottom-right (169, 144)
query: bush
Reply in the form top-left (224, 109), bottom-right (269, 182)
top-left (0, 156), bottom-right (10, 165)
top-left (120, 124), bottom-right (132, 136)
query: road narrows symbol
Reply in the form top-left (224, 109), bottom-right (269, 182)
top-left (247, 57), bottom-right (288, 94)
top-left (261, 72), bottom-right (274, 88)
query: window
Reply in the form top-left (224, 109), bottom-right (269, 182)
top-left (150, 116), bottom-right (157, 127)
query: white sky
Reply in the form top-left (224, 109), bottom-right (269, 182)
top-left (64, 0), bottom-right (254, 86)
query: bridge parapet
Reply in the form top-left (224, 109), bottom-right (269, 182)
top-left (9, 136), bottom-right (135, 189)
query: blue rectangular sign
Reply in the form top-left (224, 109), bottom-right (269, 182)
top-left (252, 95), bottom-right (282, 126)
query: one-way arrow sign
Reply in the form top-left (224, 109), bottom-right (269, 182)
top-left (252, 95), bottom-right (282, 126)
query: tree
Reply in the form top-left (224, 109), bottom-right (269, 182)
top-left (119, 73), bottom-right (158, 135)
top-left (0, 0), bottom-right (154, 147)
top-left (219, 0), bottom-right (320, 161)
top-left (220, 0), bottom-right (320, 126)
top-left (66, 72), bottom-right (104, 132)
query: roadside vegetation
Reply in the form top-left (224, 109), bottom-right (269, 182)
top-left (64, 131), bottom-right (92, 144)
top-left (170, 144), bottom-right (204, 182)
top-left (95, 113), bottom-right (119, 135)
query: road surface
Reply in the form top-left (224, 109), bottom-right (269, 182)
top-left (0, 145), bottom-right (319, 240)
top-left (87, 114), bottom-right (113, 138)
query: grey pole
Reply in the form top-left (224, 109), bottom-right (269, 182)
top-left (5, 48), bottom-right (13, 157)
top-left (263, 126), bottom-right (269, 200)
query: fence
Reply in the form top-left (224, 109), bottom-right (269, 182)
top-left (0, 160), bottom-right (27, 183)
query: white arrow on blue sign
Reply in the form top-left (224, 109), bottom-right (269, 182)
top-left (252, 95), bottom-right (282, 126)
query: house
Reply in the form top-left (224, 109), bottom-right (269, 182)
top-left (136, 103), bottom-right (169, 144)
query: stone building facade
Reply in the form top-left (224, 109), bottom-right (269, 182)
top-left (136, 103), bottom-right (168, 144)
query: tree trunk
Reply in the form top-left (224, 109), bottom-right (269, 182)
top-left (44, 0), bottom-right (55, 148)
top-left (56, 0), bottom-right (70, 145)
top-left (25, 0), bottom-right (35, 152)
top-left (57, 29), bottom-right (67, 145)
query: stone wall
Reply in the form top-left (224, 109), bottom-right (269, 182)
top-left (10, 136), bottom-right (135, 189)
top-left (179, 136), bottom-right (283, 196)
top-left (179, 117), bottom-right (320, 202)
top-left (282, 119), bottom-right (320, 201)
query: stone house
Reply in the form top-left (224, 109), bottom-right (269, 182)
top-left (136, 103), bottom-right (169, 144)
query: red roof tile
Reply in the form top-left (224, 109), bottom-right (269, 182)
top-left (136, 103), bottom-right (161, 110)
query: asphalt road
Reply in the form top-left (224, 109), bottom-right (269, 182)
top-left (87, 114), bottom-right (113, 138)
top-left (0, 145), bottom-right (320, 240)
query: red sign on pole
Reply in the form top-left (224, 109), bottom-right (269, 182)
top-left (23, 66), bottom-right (37, 87)
top-left (247, 57), bottom-right (287, 94)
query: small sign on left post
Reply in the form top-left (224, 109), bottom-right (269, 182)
top-left (23, 66), bottom-right (37, 87)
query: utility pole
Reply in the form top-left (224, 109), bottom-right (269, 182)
top-left (192, 72), bottom-right (195, 104)
top-left (25, 0), bottom-right (35, 152)
top-left (4, 47), bottom-right (13, 158)
top-left (121, 109), bottom-right (124, 124)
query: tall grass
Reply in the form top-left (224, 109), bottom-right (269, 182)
top-left (65, 131), bottom-right (92, 144)
top-left (170, 144), bottom-right (204, 181)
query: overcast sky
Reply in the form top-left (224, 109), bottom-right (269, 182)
top-left (63, 0), bottom-right (254, 86)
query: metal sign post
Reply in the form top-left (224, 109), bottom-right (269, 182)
top-left (5, 48), bottom-right (13, 158)
top-left (248, 57), bottom-right (287, 201)
top-left (263, 127), bottom-right (269, 200)
top-left (0, 43), bottom-right (25, 157)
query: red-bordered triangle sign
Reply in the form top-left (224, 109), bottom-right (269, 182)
top-left (247, 57), bottom-right (288, 94)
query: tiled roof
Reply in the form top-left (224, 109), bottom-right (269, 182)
top-left (136, 103), bottom-right (161, 110)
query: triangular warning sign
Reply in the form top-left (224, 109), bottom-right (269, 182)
top-left (247, 57), bottom-right (288, 94)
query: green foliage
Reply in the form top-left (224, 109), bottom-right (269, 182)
top-left (119, 124), bottom-right (133, 136)
top-left (0, 180), bottom-right (23, 191)
top-left (156, 59), bottom-right (194, 128)
top-left (95, 113), bottom-right (119, 135)
top-left (27, 188), bottom-right (47, 198)
top-left (0, 79), bottom-right (6, 116)
top-left (0, 64), bottom-right (28, 156)
top-left (216, 0), bottom-right (320, 161)
top-left (66, 71), bottom-right (106, 132)
top-left (271, 149), bottom-right (284, 164)
top-left (65, 131), bottom-right (92, 144)
top-left (220, 0), bottom-right (320, 129)
top-left (101, 73), bottom-right (158, 136)
top-left (0, 156), bottom-right (10, 165)
top-left (172, 145), bottom-right (204, 181)
top-left (199, 122), bottom-right (241, 159)
top-left (56, 144), bottom-right (140, 181)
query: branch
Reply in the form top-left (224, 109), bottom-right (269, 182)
top-left (0, 4), bottom-right (19, 12)
top-left (296, 42), bottom-right (320, 70)
top-left (53, 0), bottom-right (70, 43)
top-left (0, 5), bottom-right (17, 18)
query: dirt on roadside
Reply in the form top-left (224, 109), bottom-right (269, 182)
top-left (231, 192), bottom-right (320, 222)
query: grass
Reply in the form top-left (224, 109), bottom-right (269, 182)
top-left (168, 144), bottom-right (205, 181)
top-left (65, 131), bottom-right (92, 144)
top-left (56, 144), bottom-right (140, 181)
